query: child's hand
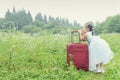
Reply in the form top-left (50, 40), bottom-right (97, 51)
top-left (78, 30), bottom-right (81, 33)
top-left (78, 30), bottom-right (86, 35)
top-left (78, 30), bottom-right (81, 34)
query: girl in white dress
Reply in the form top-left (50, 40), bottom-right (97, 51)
top-left (78, 23), bottom-right (114, 73)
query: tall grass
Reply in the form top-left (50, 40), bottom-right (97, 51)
top-left (0, 32), bottom-right (119, 80)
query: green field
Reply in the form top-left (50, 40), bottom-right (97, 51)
top-left (0, 32), bottom-right (120, 80)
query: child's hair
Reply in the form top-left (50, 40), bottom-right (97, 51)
top-left (85, 23), bottom-right (94, 35)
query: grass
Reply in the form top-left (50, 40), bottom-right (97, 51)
top-left (0, 32), bottom-right (120, 80)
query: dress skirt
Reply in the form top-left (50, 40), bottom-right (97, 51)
top-left (88, 36), bottom-right (114, 71)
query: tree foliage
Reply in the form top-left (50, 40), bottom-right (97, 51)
top-left (0, 7), bottom-right (82, 34)
top-left (95, 14), bottom-right (120, 34)
top-left (5, 8), bottom-right (33, 30)
top-left (1, 7), bottom-right (120, 34)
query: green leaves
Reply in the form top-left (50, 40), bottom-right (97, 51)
top-left (95, 14), bottom-right (120, 34)
top-left (0, 33), bottom-right (119, 80)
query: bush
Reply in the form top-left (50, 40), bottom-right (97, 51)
top-left (23, 25), bottom-right (42, 33)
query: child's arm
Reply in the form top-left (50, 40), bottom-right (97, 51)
top-left (78, 30), bottom-right (87, 41)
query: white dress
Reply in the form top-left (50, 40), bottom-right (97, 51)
top-left (87, 32), bottom-right (114, 71)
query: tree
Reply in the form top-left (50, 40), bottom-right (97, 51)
top-left (3, 8), bottom-right (83, 33)
top-left (94, 22), bottom-right (104, 34)
top-left (48, 15), bottom-right (55, 22)
top-left (33, 20), bottom-right (45, 29)
top-left (73, 20), bottom-right (81, 27)
top-left (5, 8), bottom-right (33, 30)
top-left (0, 18), bottom-right (6, 29)
top-left (35, 13), bottom-right (43, 22)
top-left (97, 15), bottom-right (120, 33)
top-left (106, 15), bottom-right (120, 33)
top-left (27, 11), bottom-right (33, 24)
top-left (23, 25), bottom-right (41, 34)
top-left (5, 9), bottom-right (12, 21)
top-left (12, 6), bottom-right (16, 14)
top-left (2, 21), bottom-right (15, 32)
top-left (44, 14), bottom-right (47, 23)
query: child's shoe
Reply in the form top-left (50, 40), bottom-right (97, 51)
top-left (93, 68), bottom-right (101, 73)
top-left (101, 68), bottom-right (105, 73)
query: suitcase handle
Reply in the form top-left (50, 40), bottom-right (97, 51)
top-left (71, 31), bottom-right (80, 43)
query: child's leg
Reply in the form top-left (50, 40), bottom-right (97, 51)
top-left (96, 64), bottom-right (100, 69)
top-left (95, 64), bottom-right (101, 73)
top-left (100, 62), bottom-right (105, 73)
top-left (100, 62), bottom-right (103, 68)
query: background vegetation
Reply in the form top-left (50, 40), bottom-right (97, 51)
top-left (0, 7), bottom-right (81, 35)
top-left (0, 32), bottom-right (119, 80)
top-left (0, 8), bottom-right (120, 34)
top-left (0, 7), bottom-right (120, 35)
top-left (0, 8), bottom-right (120, 80)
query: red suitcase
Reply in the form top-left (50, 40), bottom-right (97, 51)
top-left (67, 31), bottom-right (89, 71)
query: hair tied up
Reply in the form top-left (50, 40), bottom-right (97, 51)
top-left (85, 23), bottom-right (94, 35)
top-left (87, 24), bottom-right (93, 31)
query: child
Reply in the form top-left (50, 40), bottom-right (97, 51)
top-left (78, 23), bottom-right (114, 73)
